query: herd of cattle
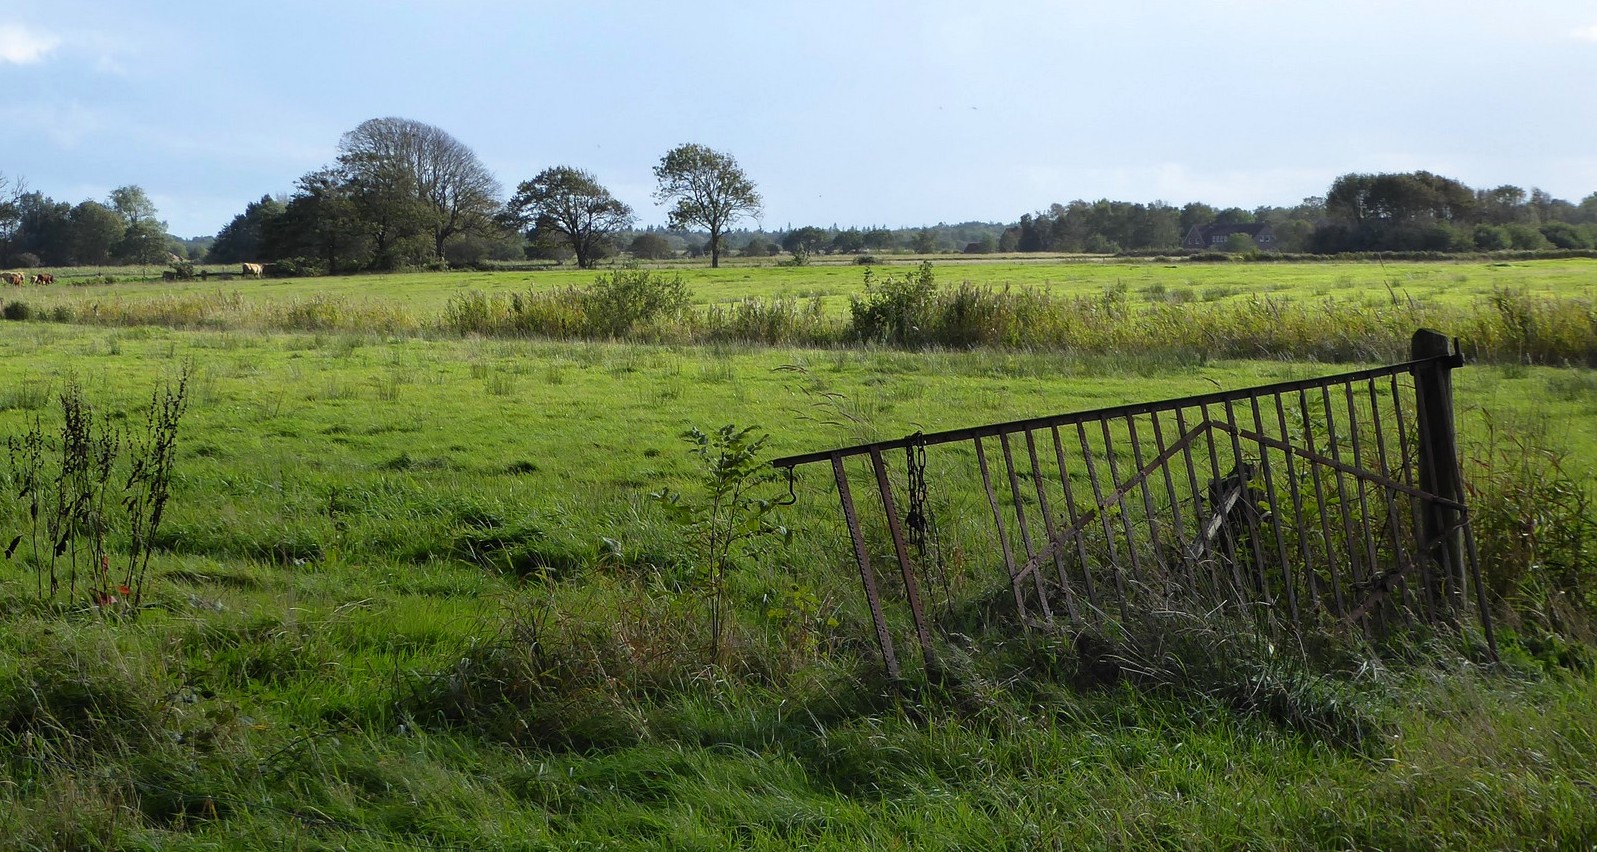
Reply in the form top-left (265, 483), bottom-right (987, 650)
top-left (3, 264), bottom-right (266, 285)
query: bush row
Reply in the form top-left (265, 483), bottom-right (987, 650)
top-left (6, 264), bottom-right (1597, 366)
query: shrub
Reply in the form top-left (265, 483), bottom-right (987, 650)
top-left (13, 252), bottom-right (41, 268)
top-left (849, 261), bottom-right (937, 345)
top-left (853, 254), bottom-right (879, 265)
top-left (4, 370), bottom-right (191, 612)
top-left (652, 424), bottom-right (791, 662)
top-left (164, 259), bottom-right (197, 281)
top-left (2, 300), bottom-right (31, 321)
top-left (266, 257), bottom-right (323, 277)
top-left (580, 266), bottom-right (689, 338)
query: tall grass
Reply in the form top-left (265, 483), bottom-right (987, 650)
top-left (10, 266), bottom-right (1597, 365)
top-left (0, 286), bottom-right (1594, 845)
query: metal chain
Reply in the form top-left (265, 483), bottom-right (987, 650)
top-left (904, 439), bottom-right (950, 611)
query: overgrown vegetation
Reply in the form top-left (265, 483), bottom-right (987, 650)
top-left (5, 370), bottom-right (189, 611)
top-left (0, 278), bottom-right (1593, 845)
top-left (652, 425), bottom-right (792, 662)
top-left (15, 260), bottom-right (1597, 366)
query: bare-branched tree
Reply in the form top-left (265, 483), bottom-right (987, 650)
top-left (0, 172), bottom-right (28, 264)
top-left (337, 117), bottom-right (502, 263)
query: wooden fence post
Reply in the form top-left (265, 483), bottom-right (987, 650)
top-left (1411, 329), bottom-right (1466, 613)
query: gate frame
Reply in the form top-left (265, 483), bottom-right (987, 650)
top-left (773, 329), bottom-right (1496, 675)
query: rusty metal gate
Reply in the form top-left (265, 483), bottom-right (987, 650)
top-left (771, 330), bottom-right (1496, 677)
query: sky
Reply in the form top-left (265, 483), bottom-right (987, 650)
top-left (2, 0), bottom-right (1595, 238)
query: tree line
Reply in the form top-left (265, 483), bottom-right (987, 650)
top-left (202, 119), bottom-right (764, 273)
top-left (0, 175), bottom-right (206, 268)
top-left (9, 117), bottom-right (1597, 273)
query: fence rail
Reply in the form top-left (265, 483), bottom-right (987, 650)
top-left (773, 329), bottom-right (1494, 678)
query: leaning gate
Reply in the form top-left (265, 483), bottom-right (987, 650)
top-left (771, 329), bottom-right (1496, 678)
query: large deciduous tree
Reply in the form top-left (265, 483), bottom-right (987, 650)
top-left (207, 194), bottom-right (286, 263)
top-left (105, 185), bottom-right (173, 264)
top-left (337, 117), bottom-right (502, 264)
top-left (505, 167), bottom-right (633, 269)
top-left (68, 201), bottom-right (123, 265)
top-left (627, 232), bottom-right (675, 260)
top-left (781, 225), bottom-right (827, 262)
top-left (267, 168), bottom-right (369, 274)
top-left (652, 143), bottom-right (761, 268)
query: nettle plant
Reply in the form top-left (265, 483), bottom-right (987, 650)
top-left (5, 369), bottom-right (189, 614)
top-left (653, 425), bottom-right (793, 663)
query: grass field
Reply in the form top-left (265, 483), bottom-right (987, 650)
top-left (12, 256), bottom-right (1597, 313)
top-left (1, 261), bottom-right (1595, 847)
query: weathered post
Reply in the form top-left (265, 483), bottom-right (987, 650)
top-left (1411, 329), bottom-right (1466, 614)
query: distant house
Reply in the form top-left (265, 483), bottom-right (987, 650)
top-left (1182, 222), bottom-right (1277, 251)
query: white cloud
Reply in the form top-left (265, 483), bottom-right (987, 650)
top-left (0, 23), bottom-right (60, 65)
top-left (1574, 24), bottom-right (1597, 42)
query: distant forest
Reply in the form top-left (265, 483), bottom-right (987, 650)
top-left (4, 161), bottom-right (1596, 271)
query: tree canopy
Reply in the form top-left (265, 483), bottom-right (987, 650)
top-left (653, 144), bottom-right (761, 268)
top-left (337, 117), bottom-right (502, 264)
top-left (505, 167), bottom-right (633, 269)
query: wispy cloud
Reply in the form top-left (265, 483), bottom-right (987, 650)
top-left (1574, 24), bottom-right (1597, 42)
top-left (0, 100), bottom-right (106, 148)
top-left (0, 23), bottom-right (60, 65)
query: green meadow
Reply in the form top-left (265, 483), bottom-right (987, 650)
top-left (1, 260), bottom-right (1596, 847)
top-left (20, 255), bottom-right (1597, 313)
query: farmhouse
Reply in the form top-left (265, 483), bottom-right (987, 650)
top-left (1182, 222), bottom-right (1277, 251)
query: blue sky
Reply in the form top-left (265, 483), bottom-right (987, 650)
top-left (3, 1), bottom-right (1595, 237)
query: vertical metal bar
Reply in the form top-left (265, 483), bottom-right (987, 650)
top-left (1051, 426), bottom-right (1100, 611)
top-left (1459, 509), bottom-right (1498, 661)
top-left (1273, 392), bottom-right (1320, 613)
top-left (1124, 414), bottom-right (1168, 575)
top-left (832, 455), bottom-right (899, 679)
top-left (1321, 384), bottom-right (1367, 626)
top-left (1342, 381), bottom-right (1384, 611)
top-left (1026, 430), bottom-right (1079, 623)
top-left (1176, 406), bottom-right (1223, 601)
top-left (1389, 373), bottom-right (1438, 618)
top-left (1149, 411), bottom-right (1194, 591)
top-left (1077, 421), bottom-right (1130, 619)
top-left (1222, 397), bottom-right (1273, 611)
top-left (1203, 402), bottom-right (1249, 603)
top-left (869, 447), bottom-right (935, 666)
top-left (1249, 394), bottom-right (1299, 627)
top-left (1299, 389), bottom-right (1348, 616)
top-left (1001, 432), bottom-right (1052, 623)
top-left (1366, 377), bottom-right (1414, 623)
top-left (976, 437), bottom-right (1028, 620)
top-left (1098, 418), bottom-right (1145, 586)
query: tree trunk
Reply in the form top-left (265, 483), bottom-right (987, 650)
top-left (710, 225), bottom-right (721, 268)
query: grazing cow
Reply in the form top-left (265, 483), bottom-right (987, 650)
top-left (242, 262), bottom-right (264, 278)
top-left (2, 272), bottom-right (23, 286)
top-left (31, 273), bottom-right (54, 286)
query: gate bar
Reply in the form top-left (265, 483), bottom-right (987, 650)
top-left (772, 356), bottom-right (1459, 470)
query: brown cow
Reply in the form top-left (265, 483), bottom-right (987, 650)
top-left (242, 262), bottom-right (264, 278)
top-left (30, 273), bottom-right (54, 286)
top-left (2, 272), bottom-right (23, 286)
